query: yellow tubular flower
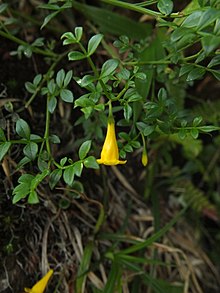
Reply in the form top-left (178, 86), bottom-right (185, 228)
top-left (24, 269), bottom-right (53, 293)
top-left (97, 117), bottom-right (127, 165)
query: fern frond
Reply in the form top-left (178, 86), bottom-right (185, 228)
top-left (173, 180), bottom-right (214, 214)
top-left (192, 100), bottom-right (220, 124)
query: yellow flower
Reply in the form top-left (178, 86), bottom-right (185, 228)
top-left (24, 269), bottom-right (53, 293)
top-left (97, 117), bottom-right (127, 165)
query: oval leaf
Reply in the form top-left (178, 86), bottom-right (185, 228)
top-left (0, 142), bottom-right (11, 161)
top-left (87, 34), bottom-right (103, 56)
top-left (63, 165), bottom-right (75, 186)
top-left (23, 142), bottom-right (38, 161)
top-left (157, 0), bottom-right (173, 15)
top-left (100, 59), bottom-right (119, 79)
top-left (16, 118), bottom-right (30, 139)
top-left (79, 140), bottom-right (92, 160)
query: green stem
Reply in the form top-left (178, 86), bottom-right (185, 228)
top-left (44, 96), bottom-right (51, 159)
top-left (113, 85), bottom-right (128, 101)
top-left (8, 139), bottom-right (43, 144)
top-left (184, 50), bottom-right (203, 61)
top-left (101, 0), bottom-right (184, 18)
top-left (123, 60), bottom-right (170, 66)
top-left (0, 29), bottom-right (57, 58)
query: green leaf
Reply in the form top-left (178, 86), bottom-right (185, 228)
top-left (49, 134), bottom-right (61, 144)
top-left (130, 141), bottom-right (141, 148)
top-left (0, 142), bottom-right (11, 161)
top-left (12, 174), bottom-right (34, 204)
top-left (181, 11), bottom-right (203, 28)
top-left (79, 140), bottom-right (92, 160)
top-left (49, 169), bottom-right (62, 189)
top-left (16, 118), bottom-right (30, 139)
top-left (33, 74), bottom-right (42, 86)
top-left (197, 8), bottom-right (220, 30)
top-left (37, 156), bottom-right (48, 172)
top-left (190, 128), bottom-right (199, 139)
top-left (60, 157), bottom-right (67, 166)
top-left (73, 161), bottom-right (83, 177)
top-left (100, 59), bottom-right (119, 79)
top-left (124, 88), bottom-right (142, 102)
top-left (63, 165), bottom-right (75, 186)
top-left (178, 128), bottom-right (187, 140)
top-left (176, 33), bottom-right (197, 50)
top-left (56, 69), bottom-right (65, 88)
top-left (48, 96), bottom-right (57, 113)
top-left (171, 27), bottom-right (192, 42)
top-left (41, 11), bottom-right (59, 29)
top-left (87, 34), bottom-right (103, 56)
top-left (157, 0), bottom-right (173, 15)
top-left (202, 35), bottom-right (220, 55)
top-left (198, 125), bottom-right (220, 132)
top-left (211, 70), bottom-right (220, 81)
top-left (193, 116), bottom-right (203, 127)
top-left (186, 67), bottom-right (206, 81)
top-left (25, 82), bottom-right (36, 94)
top-left (28, 190), bottom-right (39, 204)
top-left (75, 27), bottom-right (83, 42)
top-left (208, 55), bottom-right (220, 68)
top-left (61, 32), bottom-right (77, 45)
top-left (23, 142), bottom-right (38, 161)
top-left (60, 89), bottom-right (74, 103)
top-left (48, 80), bottom-right (56, 94)
top-left (75, 96), bottom-right (95, 108)
top-left (117, 68), bottom-right (130, 80)
top-left (12, 186), bottom-right (29, 204)
top-left (80, 75), bottom-right (96, 87)
top-left (18, 174), bottom-right (35, 184)
top-left (84, 156), bottom-right (99, 169)
top-left (124, 104), bottom-right (132, 121)
top-left (68, 51), bottom-right (86, 61)
top-left (179, 64), bottom-right (194, 77)
top-left (63, 70), bottom-right (73, 87)
top-left (158, 87), bottom-right (167, 101)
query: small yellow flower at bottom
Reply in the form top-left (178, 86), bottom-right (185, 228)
top-left (24, 269), bottom-right (53, 293)
top-left (97, 117), bottom-right (126, 166)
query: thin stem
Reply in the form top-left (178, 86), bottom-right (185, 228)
top-left (0, 29), bottom-right (57, 58)
top-left (184, 50), bottom-right (203, 61)
top-left (8, 139), bottom-right (44, 144)
top-left (101, 0), bottom-right (184, 18)
top-left (123, 60), bottom-right (170, 66)
top-left (44, 96), bottom-right (51, 159)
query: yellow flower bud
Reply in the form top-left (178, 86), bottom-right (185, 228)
top-left (24, 269), bottom-right (53, 293)
top-left (141, 148), bottom-right (148, 167)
